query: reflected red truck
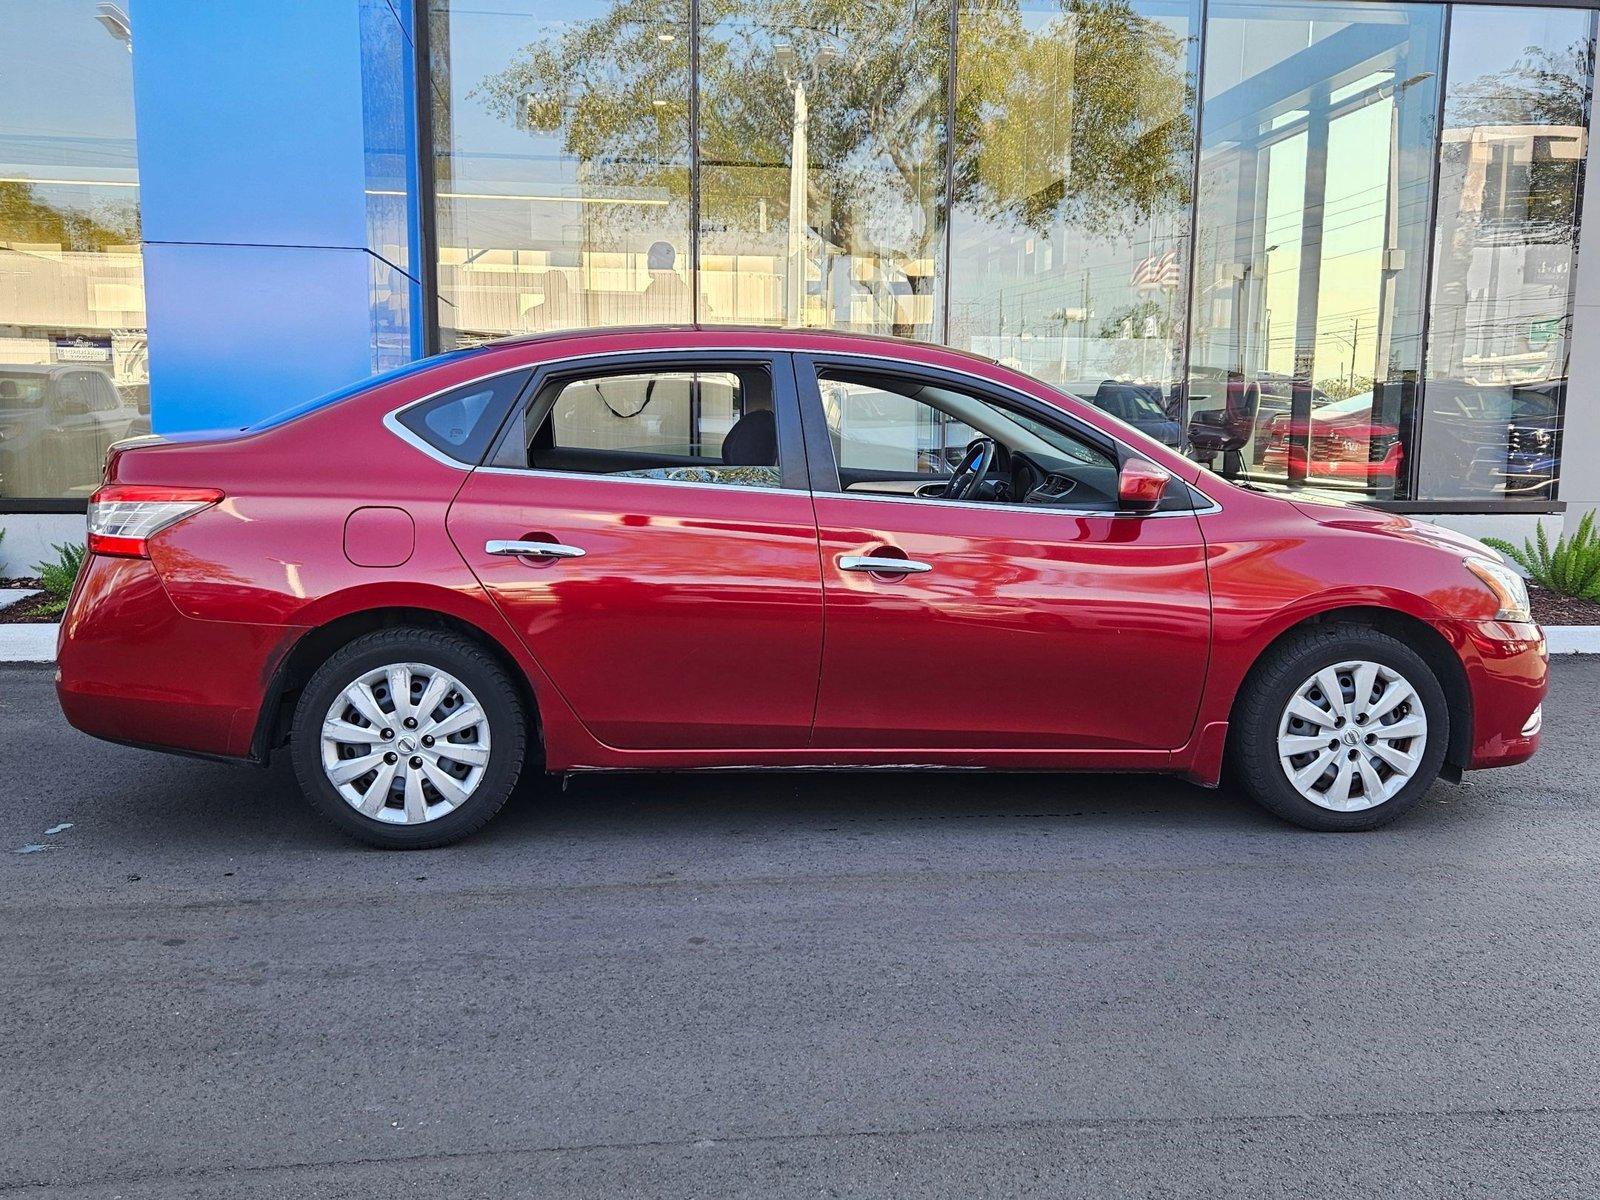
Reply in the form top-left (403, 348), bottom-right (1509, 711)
top-left (1261, 391), bottom-right (1405, 486)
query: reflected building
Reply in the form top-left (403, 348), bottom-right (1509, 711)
top-left (1, 0), bottom-right (1597, 533)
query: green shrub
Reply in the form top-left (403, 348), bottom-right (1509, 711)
top-left (32, 540), bottom-right (88, 617)
top-left (1484, 512), bottom-right (1600, 602)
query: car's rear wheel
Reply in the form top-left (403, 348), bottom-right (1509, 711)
top-left (290, 628), bottom-right (527, 848)
top-left (1231, 625), bottom-right (1449, 831)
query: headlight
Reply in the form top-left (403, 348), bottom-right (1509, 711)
top-left (1464, 556), bottom-right (1532, 623)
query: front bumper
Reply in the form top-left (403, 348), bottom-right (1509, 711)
top-left (56, 554), bottom-right (302, 761)
top-left (1442, 618), bottom-right (1548, 769)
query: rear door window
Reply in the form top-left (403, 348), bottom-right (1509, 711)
top-left (492, 359), bottom-right (801, 491)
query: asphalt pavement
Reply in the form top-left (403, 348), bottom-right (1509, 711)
top-left (3, 659), bottom-right (1599, 1197)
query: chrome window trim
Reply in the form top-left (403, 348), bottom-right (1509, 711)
top-left (817, 485), bottom-right (1218, 521)
top-left (471, 463), bottom-right (1220, 516)
top-left (472, 464), bottom-right (802, 500)
top-left (379, 344), bottom-right (1223, 514)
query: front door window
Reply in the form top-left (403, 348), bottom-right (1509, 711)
top-left (813, 368), bottom-right (1129, 512)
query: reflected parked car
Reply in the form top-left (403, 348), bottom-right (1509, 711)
top-left (0, 364), bottom-right (150, 497)
top-left (1422, 379), bottom-right (1562, 499)
top-left (1085, 381), bottom-right (1182, 447)
top-left (1260, 391), bottom-right (1404, 487)
top-left (1497, 381), bottom-right (1562, 498)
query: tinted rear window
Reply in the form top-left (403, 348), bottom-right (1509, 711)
top-left (396, 371), bottom-right (530, 464)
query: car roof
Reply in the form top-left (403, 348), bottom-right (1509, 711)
top-left (479, 324), bottom-right (1001, 367)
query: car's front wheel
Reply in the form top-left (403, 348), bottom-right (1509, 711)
top-left (1232, 625), bottom-right (1449, 831)
top-left (290, 628), bottom-right (528, 848)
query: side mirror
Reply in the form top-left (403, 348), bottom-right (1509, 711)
top-left (1118, 456), bottom-right (1172, 511)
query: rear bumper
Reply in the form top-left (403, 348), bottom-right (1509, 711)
top-left (55, 554), bottom-right (301, 761)
top-left (1442, 618), bottom-right (1548, 770)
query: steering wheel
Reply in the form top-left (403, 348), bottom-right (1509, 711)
top-left (944, 437), bottom-right (997, 502)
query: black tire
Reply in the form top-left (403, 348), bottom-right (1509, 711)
top-left (290, 628), bottom-right (528, 849)
top-left (1231, 624), bottom-right (1449, 831)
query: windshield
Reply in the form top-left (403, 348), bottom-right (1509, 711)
top-left (1112, 387), bottom-right (1168, 421)
top-left (1123, 390), bottom-right (1167, 420)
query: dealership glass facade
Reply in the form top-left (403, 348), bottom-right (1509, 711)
top-left (1, 1), bottom-right (147, 503)
top-left (1418, 4), bottom-right (1592, 500)
top-left (427, 0), bottom-right (1597, 507)
top-left (1, 1), bottom-right (1595, 510)
top-left (949, 0), bottom-right (1198, 412)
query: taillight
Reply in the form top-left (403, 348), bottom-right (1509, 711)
top-left (87, 485), bottom-right (224, 558)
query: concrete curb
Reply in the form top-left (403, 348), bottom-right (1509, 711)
top-left (0, 624), bottom-right (57, 663)
top-left (1545, 626), bottom-right (1600, 656)
top-left (2, 623), bottom-right (1599, 664)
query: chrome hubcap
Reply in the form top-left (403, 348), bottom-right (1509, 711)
top-left (1276, 660), bottom-right (1427, 812)
top-left (320, 662), bottom-right (491, 824)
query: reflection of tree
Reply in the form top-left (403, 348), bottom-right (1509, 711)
top-left (1097, 298), bottom-right (1176, 340)
top-left (472, 0), bottom-right (1192, 335)
top-left (471, 0), bottom-right (691, 194)
top-left (1453, 41), bottom-right (1589, 128)
top-left (1449, 36), bottom-right (1593, 230)
top-left (1315, 374), bottom-right (1373, 404)
top-left (0, 182), bottom-right (140, 250)
top-left (956, 0), bottom-right (1192, 235)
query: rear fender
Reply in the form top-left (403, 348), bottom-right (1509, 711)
top-left (258, 582), bottom-right (596, 768)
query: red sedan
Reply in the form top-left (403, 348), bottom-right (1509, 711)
top-left (56, 328), bottom-right (1546, 847)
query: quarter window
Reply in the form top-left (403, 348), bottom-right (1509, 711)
top-left (496, 365), bottom-right (787, 490)
top-left (395, 371), bottom-right (530, 464)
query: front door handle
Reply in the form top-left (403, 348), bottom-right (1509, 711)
top-left (486, 539), bottom-right (586, 560)
top-left (839, 555), bottom-right (931, 575)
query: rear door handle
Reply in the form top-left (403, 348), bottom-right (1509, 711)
top-left (839, 555), bottom-right (931, 575)
top-left (486, 539), bottom-right (586, 560)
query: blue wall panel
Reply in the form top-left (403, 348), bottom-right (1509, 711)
top-left (131, 0), bottom-right (369, 249)
top-left (142, 244), bottom-right (379, 432)
top-left (130, 0), bottom-right (422, 431)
